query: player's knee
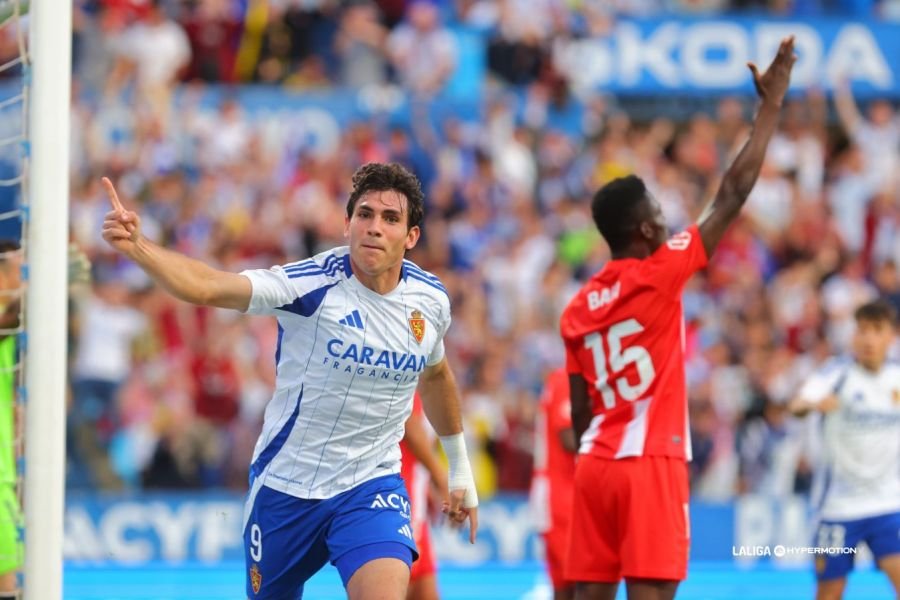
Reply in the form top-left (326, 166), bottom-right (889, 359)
top-left (815, 579), bottom-right (847, 600)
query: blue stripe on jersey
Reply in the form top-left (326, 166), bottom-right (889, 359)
top-left (285, 258), bottom-right (344, 279)
top-left (274, 323), bottom-right (284, 375)
top-left (283, 258), bottom-right (317, 271)
top-left (286, 269), bottom-right (327, 279)
top-left (406, 271), bottom-right (449, 296)
top-left (249, 386), bottom-right (303, 486)
top-left (403, 261), bottom-right (441, 283)
top-left (282, 257), bottom-right (313, 270)
top-left (276, 283), bottom-right (338, 317)
top-left (284, 262), bottom-right (321, 274)
top-left (352, 309), bottom-right (363, 328)
top-left (285, 254), bottom-right (337, 274)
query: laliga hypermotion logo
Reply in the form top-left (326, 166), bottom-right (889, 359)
top-left (408, 309), bottom-right (425, 344)
top-left (250, 563), bottom-right (262, 594)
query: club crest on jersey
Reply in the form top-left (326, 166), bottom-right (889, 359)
top-left (250, 564), bottom-right (262, 594)
top-left (408, 309), bottom-right (426, 344)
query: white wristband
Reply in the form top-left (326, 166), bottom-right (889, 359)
top-left (439, 432), bottom-right (479, 508)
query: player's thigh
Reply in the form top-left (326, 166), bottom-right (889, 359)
top-left (620, 457), bottom-right (689, 582)
top-left (623, 579), bottom-right (679, 600)
top-left (575, 582), bottom-right (619, 600)
top-left (0, 484), bottom-right (21, 580)
top-left (553, 587), bottom-right (575, 600)
top-left (406, 572), bottom-right (439, 600)
top-left (327, 474), bottom-right (419, 587)
top-left (877, 554), bottom-right (900, 594)
top-left (863, 511), bottom-right (900, 592)
top-left (346, 557), bottom-right (410, 600)
top-left (243, 485), bottom-right (329, 599)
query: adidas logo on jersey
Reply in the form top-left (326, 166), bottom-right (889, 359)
top-left (397, 524), bottom-right (413, 540)
top-left (338, 309), bottom-right (364, 329)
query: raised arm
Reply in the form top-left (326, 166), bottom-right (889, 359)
top-left (697, 36), bottom-right (796, 257)
top-left (834, 78), bottom-right (864, 137)
top-left (417, 357), bottom-right (478, 543)
top-left (101, 177), bottom-right (252, 311)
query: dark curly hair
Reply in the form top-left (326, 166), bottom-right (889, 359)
top-left (591, 175), bottom-right (648, 254)
top-left (346, 163), bottom-right (425, 230)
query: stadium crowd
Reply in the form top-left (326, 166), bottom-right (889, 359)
top-left (52, 0), bottom-right (900, 501)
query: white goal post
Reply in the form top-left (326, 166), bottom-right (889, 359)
top-left (23, 0), bottom-right (72, 597)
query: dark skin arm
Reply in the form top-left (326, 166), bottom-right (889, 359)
top-left (558, 428), bottom-right (576, 454)
top-left (569, 374), bottom-right (592, 448)
top-left (697, 36), bottom-right (796, 257)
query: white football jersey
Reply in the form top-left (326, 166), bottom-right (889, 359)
top-left (240, 246), bottom-right (450, 500)
top-left (798, 357), bottom-right (900, 521)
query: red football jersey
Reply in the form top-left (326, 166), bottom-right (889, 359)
top-left (400, 393), bottom-right (429, 525)
top-left (560, 226), bottom-right (708, 461)
top-left (530, 367), bottom-right (576, 534)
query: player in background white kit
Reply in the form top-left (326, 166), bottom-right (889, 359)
top-left (790, 300), bottom-right (900, 600)
top-left (100, 163), bottom-right (479, 600)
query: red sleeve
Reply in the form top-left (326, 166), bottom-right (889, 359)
top-left (636, 224), bottom-right (708, 297)
top-left (564, 337), bottom-right (583, 375)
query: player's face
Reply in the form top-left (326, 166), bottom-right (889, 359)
top-left (852, 318), bottom-right (895, 370)
top-left (345, 190), bottom-right (420, 278)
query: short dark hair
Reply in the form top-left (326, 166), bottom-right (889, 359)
top-left (346, 163), bottom-right (425, 230)
top-left (590, 175), bottom-right (648, 252)
top-left (855, 299), bottom-right (897, 326)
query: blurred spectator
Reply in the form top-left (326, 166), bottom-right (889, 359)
top-left (334, 0), bottom-right (389, 89)
top-left (387, 0), bottom-right (458, 96)
top-left (835, 79), bottom-right (900, 188)
top-left (114, 3), bottom-right (192, 123)
top-left (70, 276), bottom-right (149, 487)
top-left (181, 0), bottom-right (243, 83)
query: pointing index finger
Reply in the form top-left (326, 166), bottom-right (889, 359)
top-left (101, 177), bottom-right (124, 213)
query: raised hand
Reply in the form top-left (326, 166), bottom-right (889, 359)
top-left (748, 36), bottom-right (797, 107)
top-left (101, 177), bottom-right (141, 256)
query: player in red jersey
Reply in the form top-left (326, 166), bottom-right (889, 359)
top-left (530, 367), bottom-right (577, 600)
top-left (560, 38), bottom-right (795, 600)
top-left (400, 393), bottom-right (447, 600)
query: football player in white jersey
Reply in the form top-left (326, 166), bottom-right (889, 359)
top-left (101, 163), bottom-right (478, 600)
top-left (790, 300), bottom-right (900, 600)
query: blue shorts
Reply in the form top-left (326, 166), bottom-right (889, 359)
top-left (814, 512), bottom-right (900, 581)
top-left (243, 474), bottom-right (418, 599)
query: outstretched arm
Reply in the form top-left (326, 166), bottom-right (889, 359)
top-left (101, 177), bottom-right (252, 311)
top-left (697, 36), bottom-right (796, 257)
